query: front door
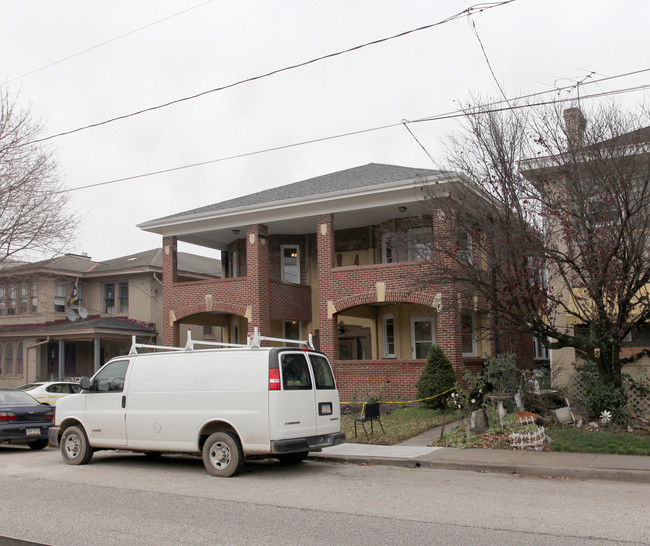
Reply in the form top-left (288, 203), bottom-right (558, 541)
top-left (410, 315), bottom-right (436, 359)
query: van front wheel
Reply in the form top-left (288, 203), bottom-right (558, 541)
top-left (202, 432), bottom-right (243, 477)
top-left (61, 425), bottom-right (94, 465)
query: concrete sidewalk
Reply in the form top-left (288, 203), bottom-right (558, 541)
top-left (308, 423), bottom-right (650, 483)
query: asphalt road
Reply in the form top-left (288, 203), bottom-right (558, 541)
top-left (0, 445), bottom-right (648, 545)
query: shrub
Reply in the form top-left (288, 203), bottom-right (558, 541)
top-left (575, 360), bottom-right (629, 423)
top-left (416, 345), bottom-right (457, 408)
top-left (483, 353), bottom-right (520, 395)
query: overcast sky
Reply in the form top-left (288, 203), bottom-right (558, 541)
top-left (1, 0), bottom-right (648, 262)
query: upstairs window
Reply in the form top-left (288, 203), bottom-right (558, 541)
top-left (381, 233), bottom-right (394, 264)
top-left (281, 245), bottom-right (300, 283)
top-left (458, 230), bottom-right (473, 264)
top-left (104, 283), bottom-right (115, 313)
top-left (16, 342), bottom-right (23, 374)
top-left (31, 281), bottom-right (38, 313)
top-left (54, 282), bottom-right (67, 313)
top-left (118, 282), bottom-right (129, 313)
top-left (7, 284), bottom-right (16, 315)
top-left (407, 227), bottom-right (432, 261)
top-left (5, 343), bottom-right (13, 375)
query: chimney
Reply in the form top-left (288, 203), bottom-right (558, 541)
top-left (564, 107), bottom-right (586, 151)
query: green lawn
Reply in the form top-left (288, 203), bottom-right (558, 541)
top-left (546, 426), bottom-right (650, 456)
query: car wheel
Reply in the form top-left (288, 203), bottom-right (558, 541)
top-left (202, 432), bottom-right (243, 477)
top-left (28, 439), bottom-right (49, 450)
top-left (277, 451), bottom-right (309, 464)
top-left (61, 425), bottom-right (94, 465)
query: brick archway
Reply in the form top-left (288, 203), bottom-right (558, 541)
top-left (173, 302), bottom-right (249, 324)
top-left (331, 289), bottom-right (437, 314)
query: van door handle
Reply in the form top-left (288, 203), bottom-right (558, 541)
top-left (122, 395), bottom-right (126, 408)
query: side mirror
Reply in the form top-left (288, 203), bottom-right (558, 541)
top-left (79, 376), bottom-right (91, 391)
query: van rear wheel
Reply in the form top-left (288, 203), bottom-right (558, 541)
top-left (61, 425), bottom-right (94, 465)
top-left (202, 432), bottom-right (243, 477)
top-left (277, 451), bottom-right (309, 464)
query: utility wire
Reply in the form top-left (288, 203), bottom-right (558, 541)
top-left (2, 0), bottom-right (216, 86)
top-left (24, 1), bottom-right (518, 147)
top-left (55, 74), bottom-right (650, 195)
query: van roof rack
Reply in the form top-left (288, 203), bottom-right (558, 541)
top-left (128, 326), bottom-right (315, 355)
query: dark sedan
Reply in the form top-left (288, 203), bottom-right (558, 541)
top-left (0, 389), bottom-right (55, 450)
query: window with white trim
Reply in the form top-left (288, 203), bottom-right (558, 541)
top-left (381, 233), bottom-right (394, 264)
top-left (533, 336), bottom-right (550, 360)
top-left (54, 282), bottom-right (67, 313)
top-left (281, 245), bottom-right (300, 283)
top-left (383, 315), bottom-right (395, 357)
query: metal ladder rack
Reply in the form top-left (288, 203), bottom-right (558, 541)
top-left (128, 326), bottom-right (315, 355)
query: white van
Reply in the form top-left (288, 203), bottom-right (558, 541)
top-left (49, 331), bottom-right (345, 477)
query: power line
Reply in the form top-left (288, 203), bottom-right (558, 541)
top-left (25, 1), bottom-right (518, 147)
top-left (1, 0), bottom-right (216, 86)
top-left (55, 73), bottom-right (650, 195)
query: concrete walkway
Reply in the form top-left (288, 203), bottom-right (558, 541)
top-left (309, 422), bottom-right (650, 483)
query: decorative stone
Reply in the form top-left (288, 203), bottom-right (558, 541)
top-left (469, 409), bottom-right (489, 436)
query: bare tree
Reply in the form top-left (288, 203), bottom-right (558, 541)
top-left (0, 89), bottom-right (76, 266)
top-left (426, 98), bottom-right (650, 388)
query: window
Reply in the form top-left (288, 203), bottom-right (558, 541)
top-left (283, 320), bottom-right (301, 340)
top-left (383, 315), bottom-right (395, 357)
top-left (280, 353), bottom-right (312, 390)
top-left (19, 283), bottom-right (28, 314)
top-left (411, 315), bottom-right (435, 359)
top-left (231, 249), bottom-right (239, 277)
top-left (281, 245), bottom-right (300, 283)
top-left (54, 282), bottom-right (67, 313)
top-left (0, 285), bottom-right (5, 315)
top-left (16, 342), bottom-right (23, 375)
top-left (203, 325), bottom-right (214, 338)
top-left (407, 227), bottom-right (432, 261)
top-left (461, 313), bottom-right (477, 356)
top-left (458, 231), bottom-right (473, 264)
top-left (309, 354), bottom-right (336, 389)
top-left (533, 336), bottom-right (550, 360)
top-left (104, 283), bottom-right (115, 313)
top-left (118, 282), bottom-right (129, 313)
top-left (7, 284), bottom-right (16, 315)
top-left (31, 281), bottom-right (38, 313)
top-left (92, 359), bottom-right (129, 392)
top-left (5, 343), bottom-right (13, 375)
top-left (381, 233), bottom-right (394, 264)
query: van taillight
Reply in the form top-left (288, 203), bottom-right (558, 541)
top-left (268, 368), bottom-right (281, 390)
top-left (0, 412), bottom-right (16, 421)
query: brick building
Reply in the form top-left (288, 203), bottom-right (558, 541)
top-left (140, 163), bottom-right (533, 402)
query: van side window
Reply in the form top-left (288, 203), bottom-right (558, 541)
top-left (93, 360), bottom-right (129, 393)
top-left (309, 355), bottom-right (336, 390)
top-left (280, 354), bottom-right (312, 390)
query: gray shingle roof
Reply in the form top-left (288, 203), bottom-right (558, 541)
top-left (149, 163), bottom-right (445, 223)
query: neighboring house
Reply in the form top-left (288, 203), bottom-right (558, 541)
top-left (520, 109), bottom-right (650, 401)
top-left (0, 249), bottom-right (220, 388)
top-left (139, 163), bottom-right (535, 402)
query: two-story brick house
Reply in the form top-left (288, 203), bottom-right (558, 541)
top-left (0, 249), bottom-right (220, 388)
top-left (139, 163), bottom-right (529, 402)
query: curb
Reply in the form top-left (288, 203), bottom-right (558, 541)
top-left (308, 453), bottom-right (650, 483)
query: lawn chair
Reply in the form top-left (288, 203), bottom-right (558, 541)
top-left (354, 402), bottom-right (385, 440)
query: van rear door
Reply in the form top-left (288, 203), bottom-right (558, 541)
top-left (270, 352), bottom-right (317, 441)
top-left (306, 353), bottom-right (341, 436)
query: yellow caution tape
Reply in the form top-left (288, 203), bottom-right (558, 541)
top-left (340, 387), bottom-right (455, 406)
